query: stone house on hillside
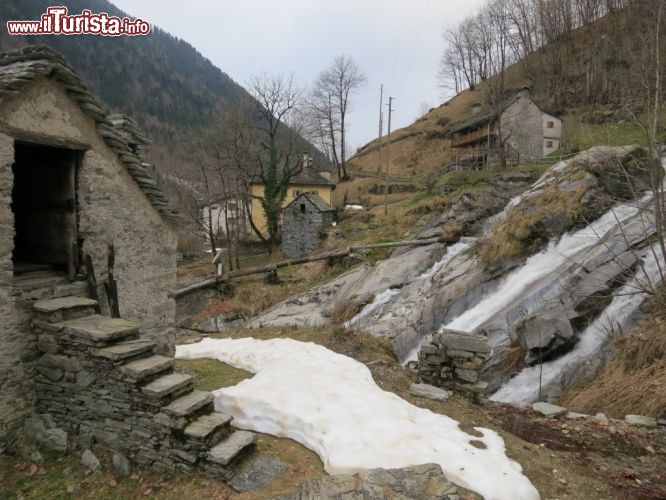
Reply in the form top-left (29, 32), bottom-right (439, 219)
top-left (450, 88), bottom-right (562, 166)
top-left (282, 193), bottom-right (336, 258)
top-left (250, 153), bottom-right (335, 236)
top-left (0, 45), bottom-right (179, 443)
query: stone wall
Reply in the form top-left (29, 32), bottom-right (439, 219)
top-left (0, 133), bottom-right (35, 445)
top-left (417, 330), bottom-right (491, 398)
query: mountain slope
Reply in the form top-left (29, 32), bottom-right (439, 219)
top-left (0, 0), bottom-right (322, 178)
top-left (348, 2), bottom-right (659, 185)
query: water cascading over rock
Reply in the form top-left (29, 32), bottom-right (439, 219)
top-left (248, 146), bottom-right (662, 401)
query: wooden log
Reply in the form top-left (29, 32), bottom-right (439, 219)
top-left (83, 254), bottom-right (101, 314)
top-left (104, 243), bottom-right (121, 318)
top-left (170, 236), bottom-right (457, 298)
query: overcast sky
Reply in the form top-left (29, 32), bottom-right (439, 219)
top-left (111, 0), bottom-right (486, 151)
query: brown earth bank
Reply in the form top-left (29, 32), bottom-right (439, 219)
top-left (2, 325), bottom-right (664, 499)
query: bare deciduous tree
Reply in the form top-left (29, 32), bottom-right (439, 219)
top-left (248, 73), bottom-right (303, 250)
top-left (310, 55), bottom-right (366, 181)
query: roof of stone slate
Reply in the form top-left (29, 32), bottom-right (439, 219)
top-left (449, 94), bottom-right (522, 135)
top-left (286, 192), bottom-right (336, 212)
top-left (288, 166), bottom-right (334, 187)
top-left (0, 44), bottom-right (179, 222)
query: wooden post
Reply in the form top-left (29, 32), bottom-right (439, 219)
top-left (104, 244), bottom-right (120, 318)
top-left (83, 254), bottom-right (101, 314)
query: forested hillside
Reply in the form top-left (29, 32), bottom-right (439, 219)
top-left (0, 0), bottom-right (322, 179)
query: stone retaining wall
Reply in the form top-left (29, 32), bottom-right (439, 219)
top-left (417, 330), bottom-right (491, 398)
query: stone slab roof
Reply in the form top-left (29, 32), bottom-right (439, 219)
top-left (289, 166), bottom-right (333, 187)
top-left (0, 44), bottom-right (179, 222)
top-left (286, 193), bottom-right (335, 212)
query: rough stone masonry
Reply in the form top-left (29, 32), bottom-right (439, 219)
top-left (417, 330), bottom-right (492, 398)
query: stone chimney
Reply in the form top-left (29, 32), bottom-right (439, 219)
top-left (302, 152), bottom-right (314, 169)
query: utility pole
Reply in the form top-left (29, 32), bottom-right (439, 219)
top-left (385, 96), bottom-right (395, 215)
top-left (377, 84), bottom-right (383, 175)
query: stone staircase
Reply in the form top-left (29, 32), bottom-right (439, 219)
top-left (30, 295), bottom-right (255, 480)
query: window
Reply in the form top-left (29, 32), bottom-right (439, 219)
top-left (300, 203), bottom-right (306, 213)
top-left (293, 190), bottom-right (302, 198)
top-left (545, 140), bottom-right (554, 148)
top-left (546, 121), bottom-right (555, 128)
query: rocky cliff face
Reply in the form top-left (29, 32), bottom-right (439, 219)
top-left (248, 146), bottom-right (662, 401)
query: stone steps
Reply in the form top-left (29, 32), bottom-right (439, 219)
top-left (119, 355), bottom-right (174, 382)
top-left (59, 315), bottom-right (139, 345)
top-left (30, 294), bottom-right (256, 482)
top-left (141, 372), bottom-right (194, 402)
top-left (33, 296), bottom-right (98, 323)
top-left (206, 431), bottom-right (256, 467)
top-left (184, 411), bottom-right (234, 446)
top-left (18, 276), bottom-right (88, 301)
top-left (90, 339), bottom-right (156, 361)
top-left (203, 430), bottom-right (257, 480)
top-left (154, 390), bottom-right (215, 429)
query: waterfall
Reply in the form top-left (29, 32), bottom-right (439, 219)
top-left (345, 241), bottom-right (472, 329)
top-left (443, 199), bottom-right (646, 338)
top-left (490, 242), bottom-right (664, 403)
top-left (343, 287), bottom-right (402, 328)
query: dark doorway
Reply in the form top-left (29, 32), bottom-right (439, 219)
top-left (11, 142), bottom-right (80, 277)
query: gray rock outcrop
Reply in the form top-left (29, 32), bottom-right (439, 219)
top-left (273, 463), bottom-right (481, 500)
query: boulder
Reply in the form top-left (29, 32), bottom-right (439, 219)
top-left (81, 449), bottom-right (101, 471)
top-left (532, 402), bottom-right (567, 418)
top-left (624, 414), bottom-right (658, 428)
top-left (112, 452), bottom-right (132, 479)
top-left (409, 383), bottom-right (450, 402)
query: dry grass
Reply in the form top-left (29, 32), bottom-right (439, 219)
top-left (559, 314), bottom-right (666, 418)
top-left (496, 338), bottom-right (527, 378)
top-left (328, 297), bottom-right (371, 325)
top-left (478, 182), bottom-right (587, 266)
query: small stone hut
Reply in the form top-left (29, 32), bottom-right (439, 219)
top-left (0, 45), bottom-right (178, 444)
top-left (282, 193), bottom-right (336, 258)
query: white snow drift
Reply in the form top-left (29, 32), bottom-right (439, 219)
top-left (176, 337), bottom-right (539, 500)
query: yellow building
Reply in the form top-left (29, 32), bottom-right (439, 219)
top-left (250, 164), bottom-right (334, 235)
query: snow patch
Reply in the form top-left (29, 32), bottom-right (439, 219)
top-left (176, 337), bottom-right (539, 500)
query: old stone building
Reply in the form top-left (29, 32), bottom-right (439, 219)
top-left (450, 87), bottom-right (562, 166)
top-left (0, 45), bottom-right (255, 476)
top-left (250, 153), bottom-right (335, 236)
top-left (282, 193), bottom-right (336, 258)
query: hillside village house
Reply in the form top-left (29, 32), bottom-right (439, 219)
top-left (250, 153), bottom-right (335, 235)
top-left (0, 45), bottom-right (179, 445)
top-left (201, 196), bottom-right (249, 247)
top-left (450, 87), bottom-right (562, 166)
